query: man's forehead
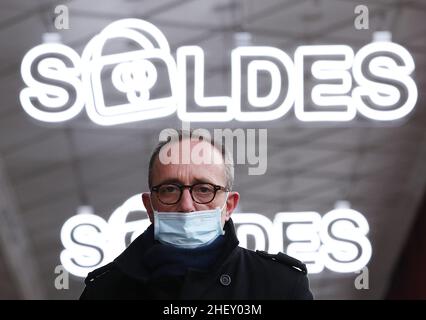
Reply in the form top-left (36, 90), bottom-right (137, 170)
top-left (159, 138), bottom-right (224, 165)
top-left (152, 139), bottom-right (226, 183)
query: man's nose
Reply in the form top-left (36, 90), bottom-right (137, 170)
top-left (178, 188), bottom-right (196, 212)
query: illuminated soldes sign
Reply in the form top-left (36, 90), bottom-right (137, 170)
top-left (21, 19), bottom-right (417, 125)
top-left (60, 194), bottom-right (372, 277)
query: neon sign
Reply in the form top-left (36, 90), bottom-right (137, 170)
top-left (60, 194), bottom-right (372, 277)
top-left (20, 19), bottom-right (417, 125)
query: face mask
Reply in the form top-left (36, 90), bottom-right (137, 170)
top-left (152, 194), bottom-right (228, 249)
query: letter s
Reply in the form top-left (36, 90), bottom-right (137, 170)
top-left (60, 214), bottom-right (110, 278)
top-left (352, 42), bottom-right (417, 121)
top-left (20, 43), bottom-right (84, 122)
top-left (320, 208), bottom-right (372, 273)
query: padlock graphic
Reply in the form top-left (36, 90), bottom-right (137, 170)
top-left (81, 19), bottom-right (177, 125)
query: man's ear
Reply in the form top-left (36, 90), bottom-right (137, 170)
top-left (142, 192), bottom-right (154, 223)
top-left (224, 191), bottom-right (240, 222)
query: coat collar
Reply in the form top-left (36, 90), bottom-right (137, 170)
top-left (113, 218), bottom-right (239, 281)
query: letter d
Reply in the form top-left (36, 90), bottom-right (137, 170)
top-left (231, 46), bottom-right (295, 121)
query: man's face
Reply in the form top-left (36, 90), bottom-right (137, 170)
top-left (142, 139), bottom-right (239, 227)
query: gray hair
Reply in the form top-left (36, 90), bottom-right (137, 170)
top-left (148, 129), bottom-right (234, 190)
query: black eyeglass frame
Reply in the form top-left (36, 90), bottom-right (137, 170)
top-left (151, 182), bottom-right (229, 205)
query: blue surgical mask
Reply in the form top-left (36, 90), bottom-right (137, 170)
top-left (152, 195), bottom-right (228, 249)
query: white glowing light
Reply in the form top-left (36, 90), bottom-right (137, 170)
top-left (42, 32), bottom-right (62, 44)
top-left (77, 205), bottom-right (94, 215)
top-left (352, 41), bottom-right (417, 121)
top-left (108, 194), bottom-right (151, 257)
top-left (60, 213), bottom-right (111, 278)
top-left (234, 32), bottom-right (252, 47)
top-left (373, 31), bottom-right (392, 42)
top-left (20, 19), bottom-right (417, 125)
top-left (60, 194), bottom-right (372, 277)
top-left (231, 46), bottom-right (295, 121)
top-left (60, 194), bottom-right (150, 278)
top-left (319, 208), bottom-right (372, 273)
top-left (20, 44), bottom-right (84, 123)
top-left (176, 46), bottom-right (233, 122)
top-left (273, 212), bottom-right (324, 274)
top-left (232, 213), bottom-right (276, 252)
top-left (247, 60), bottom-right (281, 108)
top-left (295, 45), bottom-right (356, 122)
top-left (111, 59), bottom-right (158, 104)
top-left (80, 19), bottom-right (178, 126)
top-left (236, 225), bottom-right (266, 251)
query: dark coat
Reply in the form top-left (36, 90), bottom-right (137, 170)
top-left (80, 219), bottom-right (313, 300)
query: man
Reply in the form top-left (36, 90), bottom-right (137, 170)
top-left (80, 129), bottom-right (313, 299)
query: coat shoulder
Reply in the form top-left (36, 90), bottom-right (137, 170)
top-left (84, 262), bottom-right (115, 286)
top-left (236, 248), bottom-right (313, 299)
top-left (80, 262), bottom-right (126, 299)
top-left (254, 250), bottom-right (308, 275)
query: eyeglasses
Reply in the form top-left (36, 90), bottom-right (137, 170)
top-left (151, 183), bottom-right (229, 205)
